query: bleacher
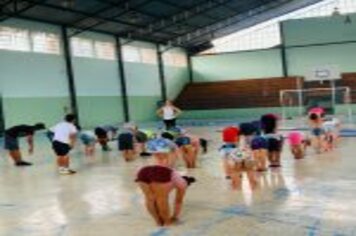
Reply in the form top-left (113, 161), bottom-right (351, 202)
top-left (175, 77), bottom-right (300, 110)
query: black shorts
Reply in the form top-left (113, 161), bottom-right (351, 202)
top-left (266, 137), bottom-right (282, 152)
top-left (118, 133), bottom-right (134, 151)
top-left (4, 135), bottom-right (19, 151)
top-left (94, 127), bottom-right (107, 139)
top-left (52, 141), bottom-right (71, 156)
top-left (163, 119), bottom-right (176, 129)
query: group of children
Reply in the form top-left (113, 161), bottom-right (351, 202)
top-left (2, 106), bottom-right (342, 226)
top-left (218, 107), bottom-right (341, 192)
top-left (219, 114), bottom-right (283, 190)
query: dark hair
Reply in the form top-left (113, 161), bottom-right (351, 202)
top-left (309, 113), bottom-right (318, 121)
top-left (261, 114), bottom-right (277, 134)
top-left (182, 176), bottom-right (196, 186)
top-left (161, 132), bottom-right (174, 140)
top-left (239, 122), bottom-right (256, 135)
top-left (33, 123), bottom-right (46, 130)
top-left (65, 114), bottom-right (76, 122)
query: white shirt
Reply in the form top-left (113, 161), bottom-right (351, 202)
top-left (52, 121), bottom-right (78, 144)
top-left (323, 121), bottom-right (336, 132)
top-left (163, 106), bottom-right (175, 120)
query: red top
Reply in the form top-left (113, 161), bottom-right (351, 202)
top-left (222, 126), bottom-right (240, 143)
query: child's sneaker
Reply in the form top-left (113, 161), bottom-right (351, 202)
top-left (59, 168), bottom-right (76, 175)
top-left (15, 161), bottom-right (33, 166)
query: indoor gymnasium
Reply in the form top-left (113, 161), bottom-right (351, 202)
top-left (1, 0), bottom-right (356, 235)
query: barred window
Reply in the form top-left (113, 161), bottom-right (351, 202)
top-left (205, 0), bottom-right (356, 54)
top-left (173, 53), bottom-right (187, 67)
top-left (0, 26), bottom-right (30, 52)
top-left (141, 48), bottom-right (157, 64)
top-left (122, 45), bottom-right (141, 62)
top-left (71, 37), bottom-right (94, 58)
top-left (94, 41), bottom-right (116, 60)
top-left (32, 32), bottom-right (60, 54)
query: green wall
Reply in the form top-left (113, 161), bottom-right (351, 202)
top-left (124, 41), bottom-right (161, 122)
top-left (181, 107), bottom-right (280, 120)
top-left (283, 14), bottom-right (356, 47)
top-left (164, 48), bottom-right (189, 100)
top-left (286, 43), bottom-right (356, 77)
top-left (72, 32), bottom-right (124, 128)
top-left (283, 13), bottom-right (356, 77)
top-left (0, 19), bottom-right (70, 128)
top-left (192, 48), bottom-right (283, 82)
top-left (2, 97), bottom-right (70, 128)
top-left (0, 20), bottom-right (190, 128)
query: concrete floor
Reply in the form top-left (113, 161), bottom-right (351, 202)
top-left (1, 127), bottom-right (356, 236)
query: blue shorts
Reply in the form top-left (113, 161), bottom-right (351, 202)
top-left (175, 136), bottom-right (191, 147)
top-left (251, 136), bottom-right (268, 150)
top-left (46, 131), bottom-right (54, 142)
top-left (311, 128), bottom-right (325, 136)
top-left (80, 133), bottom-right (96, 145)
top-left (4, 135), bottom-right (19, 151)
top-left (219, 144), bottom-right (237, 159)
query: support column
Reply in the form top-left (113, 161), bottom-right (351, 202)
top-left (156, 44), bottom-right (167, 101)
top-left (115, 38), bottom-right (130, 122)
top-left (61, 26), bottom-right (80, 125)
top-left (187, 53), bottom-right (194, 83)
top-left (279, 22), bottom-right (288, 77)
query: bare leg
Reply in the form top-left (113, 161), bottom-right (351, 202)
top-left (57, 155), bottom-right (69, 168)
top-left (254, 150), bottom-right (267, 171)
top-left (275, 152), bottom-right (281, 166)
top-left (184, 146), bottom-right (196, 168)
top-left (223, 159), bottom-right (230, 178)
top-left (181, 148), bottom-right (190, 168)
top-left (260, 150), bottom-right (268, 170)
top-left (230, 162), bottom-right (242, 190)
top-left (246, 170), bottom-right (257, 189)
top-left (138, 183), bottom-right (163, 226)
top-left (152, 184), bottom-right (171, 226)
top-left (89, 144), bottom-right (95, 155)
top-left (9, 150), bottom-right (22, 163)
top-left (268, 152), bottom-right (274, 167)
top-left (123, 150), bottom-right (135, 162)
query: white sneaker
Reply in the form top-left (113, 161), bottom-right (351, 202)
top-left (59, 168), bottom-right (76, 175)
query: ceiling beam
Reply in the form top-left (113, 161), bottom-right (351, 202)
top-left (168, 0), bottom-right (288, 45)
top-left (67, 0), bottom-right (131, 27)
top-left (127, 0), bottom-right (232, 40)
top-left (183, 0), bottom-right (324, 47)
top-left (22, 0), bottom-right (146, 28)
top-left (1, 0), bottom-right (46, 22)
top-left (68, 0), bottom-right (155, 37)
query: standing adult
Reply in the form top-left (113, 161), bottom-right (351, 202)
top-left (4, 123), bottom-right (46, 166)
top-left (157, 100), bottom-right (182, 130)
